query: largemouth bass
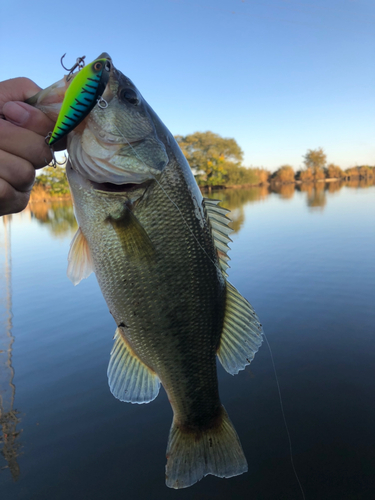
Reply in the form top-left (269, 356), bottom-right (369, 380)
top-left (30, 53), bottom-right (263, 489)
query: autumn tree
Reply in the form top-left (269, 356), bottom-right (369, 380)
top-left (33, 165), bottom-right (70, 196)
top-left (303, 148), bottom-right (327, 180)
top-left (326, 163), bottom-right (343, 179)
top-left (175, 132), bottom-right (243, 187)
top-left (272, 165), bottom-right (295, 183)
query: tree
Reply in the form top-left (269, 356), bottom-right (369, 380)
top-left (33, 165), bottom-right (70, 196)
top-left (303, 148), bottom-right (327, 180)
top-left (175, 132), bottom-right (243, 187)
top-left (326, 163), bottom-right (343, 179)
top-left (272, 165), bottom-right (295, 183)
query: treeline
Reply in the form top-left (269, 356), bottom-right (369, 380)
top-left (271, 163), bottom-right (375, 183)
top-left (176, 134), bottom-right (374, 187)
top-left (272, 148), bottom-right (375, 184)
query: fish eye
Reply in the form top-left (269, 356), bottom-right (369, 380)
top-left (119, 88), bottom-right (140, 106)
top-left (105, 61), bottom-right (111, 72)
top-left (94, 62), bottom-right (103, 72)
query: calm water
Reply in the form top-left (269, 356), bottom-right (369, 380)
top-left (0, 182), bottom-right (374, 499)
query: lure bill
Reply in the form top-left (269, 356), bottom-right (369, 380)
top-left (48, 56), bottom-right (111, 145)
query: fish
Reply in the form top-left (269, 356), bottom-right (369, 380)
top-left (29, 52), bottom-right (263, 489)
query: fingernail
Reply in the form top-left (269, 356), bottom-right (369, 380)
top-left (3, 101), bottom-right (30, 125)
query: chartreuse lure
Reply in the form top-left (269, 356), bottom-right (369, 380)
top-left (48, 56), bottom-right (111, 145)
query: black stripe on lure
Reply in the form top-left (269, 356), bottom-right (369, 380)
top-left (48, 56), bottom-right (111, 146)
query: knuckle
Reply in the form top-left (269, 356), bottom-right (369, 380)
top-left (21, 164), bottom-right (36, 190)
top-left (0, 179), bottom-right (29, 215)
top-left (16, 77), bottom-right (35, 87)
top-left (13, 192), bottom-right (30, 213)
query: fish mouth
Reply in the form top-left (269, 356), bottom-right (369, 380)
top-left (90, 180), bottom-right (152, 193)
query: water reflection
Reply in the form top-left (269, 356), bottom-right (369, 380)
top-left (0, 216), bottom-right (21, 481)
top-left (298, 183), bottom-right (327, 210)
top-left (27, 201), bottom-right (77, 238)
top-left (271, 183), bottom-right (295, 200)
top-left (25, 178), bottom-right (375, 240)
top-left (206, 186), bottom-right (269, 232)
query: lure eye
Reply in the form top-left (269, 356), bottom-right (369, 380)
top-left (119, 88), bottom-right (140, 106)
top-left (94, 62), bottom-right (103, 72)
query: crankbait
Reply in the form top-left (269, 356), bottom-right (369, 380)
top-left (48, 55), bottom-right (111, 145)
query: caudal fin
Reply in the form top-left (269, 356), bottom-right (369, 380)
top-left (165, 406), bottom-right (247, 489)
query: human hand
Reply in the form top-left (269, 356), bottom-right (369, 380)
top-left (0, 77), bottom-right (65, 216)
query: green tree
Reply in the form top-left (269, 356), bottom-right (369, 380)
top-left (175, 131), bottom-right (243, 187)
top-left (224, 163), bottom-right (259, 185)
top-left (303, 148), bottom-right (327, 180)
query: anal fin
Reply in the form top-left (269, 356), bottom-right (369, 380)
top-left (218, 282), bottom-right (263, 375)
top-left (107, 327), bottom-right (160, 404)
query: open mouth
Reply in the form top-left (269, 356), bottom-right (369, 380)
top-left (90, 180), bottom-right (151, 193)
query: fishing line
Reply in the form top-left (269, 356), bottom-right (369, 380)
top-left (263, 332), bottom-right (306, 500)
top-left (112, 123), bottom-right (306, 498)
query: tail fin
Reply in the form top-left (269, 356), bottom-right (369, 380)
top-left (165, 406), bottom-right (247, 489)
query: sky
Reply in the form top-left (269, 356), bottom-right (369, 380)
top-left (1, 0), bottom-right (374, 171)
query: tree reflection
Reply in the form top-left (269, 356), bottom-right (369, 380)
top-left (0, 216), bottom-right (21, 481)
top-left (345, 177), bottom-right (375, 189)
top-left (28, 201), bottom-right (77, 238)
top-left (270, 183), bottom-right (295, 199)
top-left (326, 180), bottom-right (344, 194)
top-left (205, 187), bottom-right (269, 233)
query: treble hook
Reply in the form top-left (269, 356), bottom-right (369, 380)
top-left (61, 54), bottom-right (86, 81)
top-left (44, 132), bottom-right (68, 168)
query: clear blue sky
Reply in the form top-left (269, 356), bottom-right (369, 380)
top-left (1, 0), bottom-right (374, 171)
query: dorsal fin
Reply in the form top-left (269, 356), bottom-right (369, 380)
top-left (217, 282), bottom-right (263, 375)
top-left (107, 327), bottom-right (160, 404)
top-left (67, 227), bottom-right (94, 285)
top-left (203, 198), bottom-right (232, 276)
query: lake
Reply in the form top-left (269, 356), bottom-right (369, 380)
top-left (1, 181), bottom-right (374, 499)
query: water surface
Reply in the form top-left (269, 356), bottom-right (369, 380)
top-left (0, 182), bottom-right (374, 499)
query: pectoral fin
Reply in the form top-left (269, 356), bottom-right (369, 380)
top-left (217, 282), bottom-right (263, 375)
top-left (108, 327), bottom-right (160, 403)
top-left (67, 227), bottom-right (94, 285)
top-left (107, 205), bottom-right (155, 262)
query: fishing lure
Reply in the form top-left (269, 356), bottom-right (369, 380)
top-left (48, 55), bottom-right (111, 146)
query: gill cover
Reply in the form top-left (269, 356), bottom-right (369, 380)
top-left (48, 56), bottom-right (111, 145)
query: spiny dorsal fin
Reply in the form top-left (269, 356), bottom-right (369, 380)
top-left (217, 282), bottom-right (263, 375)
top-left (107, 327), bottom-right (160, 404)
top-left (203, 198), bottom-right (232, 276)
top-left (67, 227), bottom-right (94, 285)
